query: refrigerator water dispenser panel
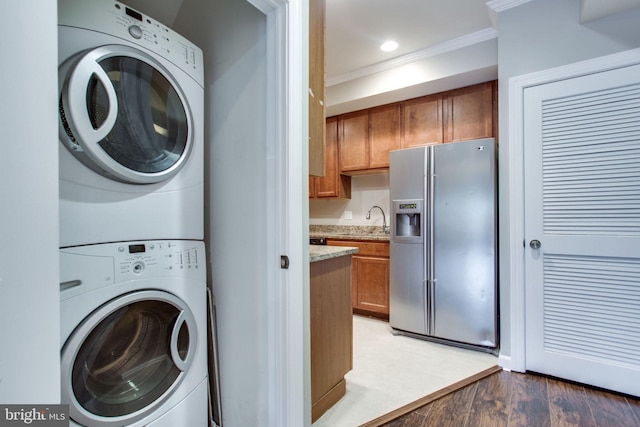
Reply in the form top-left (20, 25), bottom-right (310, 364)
top-left (393, 199), bottom-right (423, 243)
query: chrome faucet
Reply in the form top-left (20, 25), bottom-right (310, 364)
top-left (366, 205), bottom-right (389, 234)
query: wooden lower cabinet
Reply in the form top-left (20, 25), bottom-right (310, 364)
top-left (326, 239), bottom-right (390, 319)
top-left (353, 256), bottom-right (389, 316)
top-left (310, 254), bottom-right (353, 422)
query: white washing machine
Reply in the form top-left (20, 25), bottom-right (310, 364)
top-left (58, 0), bottom-right (204, 247)
top-left (60, 240), bottom-right (209, 426)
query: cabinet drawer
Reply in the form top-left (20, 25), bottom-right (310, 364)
top-left (327, 239), bottom-right (389, 257)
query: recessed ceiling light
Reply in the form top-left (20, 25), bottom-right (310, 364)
top-left (380, 40), bottom-right (399, 52)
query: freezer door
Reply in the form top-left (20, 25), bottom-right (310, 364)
top-left (431, 139), bottom-right (497, 347)
top-left (389, 147), bottom-right (428, 334)
top-left (390, 242), bottom-right (427, 334)
top-left (389, 147), bottom-right (427, 199)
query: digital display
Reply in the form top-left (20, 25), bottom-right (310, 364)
top-left (126, 7), bottom-right (143, 21)
top-left (399, 203), bottom-right (417, 209)
top-left (129, 244), bottom-right (146, 253)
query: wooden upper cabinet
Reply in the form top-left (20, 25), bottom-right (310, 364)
top-left (402, 93), bottom-right (444, 148)
top-left (339, 105), bottom-right (400, 173)
top-left (331, 80), bottom-right (497, 175)
top-left (309, 177), bottom-right (316, 198)
top-left (444, 81), bottom-right (495, 143)
top-left (308, 0), bottom-right (326, 176)
top-left (315, 117), bottom-right (338, 196)
top-left (339, 110), bottom-right (369, 172)
top-left (310, 118), bottom-right (351, 199)
top-left (369, 104), bottom-right (401, 168)
top-left (313, 117), bottom-right (351, 198)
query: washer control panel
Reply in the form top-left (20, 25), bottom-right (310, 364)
top-left (60, 240), bottom-right (206, 294)
top-left (58, 0), bottom-right (204, 87)
top-left (115, 241), bottom-right (204, 281)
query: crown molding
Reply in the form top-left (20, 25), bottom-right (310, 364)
top-left (326, 27), bottom-right (498, 87)
top-left (486, 0), bottom-right (532, 27)
top-left (486, 0), bottom-right (532, 13)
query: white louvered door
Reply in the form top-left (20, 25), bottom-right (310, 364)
top-left (523, 63), bottom-right (640, 397)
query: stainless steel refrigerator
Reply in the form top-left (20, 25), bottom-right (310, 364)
top-left (389, 138), bottom-right (497, 350)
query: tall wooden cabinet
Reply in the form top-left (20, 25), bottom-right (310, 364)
top-left (308, 0), bottom-right (325, 176)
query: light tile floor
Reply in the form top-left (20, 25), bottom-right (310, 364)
top-left (313, 315), bottom-right (498, 427)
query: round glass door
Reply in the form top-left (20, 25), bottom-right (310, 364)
top-left (62, 291), bottom-right (197, 426)
top-left (59, 45), bottom-right (193, 184)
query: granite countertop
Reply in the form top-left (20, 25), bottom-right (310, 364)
top-left (309, 225), bottom-right (390, 242)
top-left (309, 245), bottom-right (358, 263)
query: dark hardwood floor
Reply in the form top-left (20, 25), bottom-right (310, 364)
top-left (376, 370), bottom-right (640, 427)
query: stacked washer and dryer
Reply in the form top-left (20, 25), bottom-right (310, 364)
top-left (57, 0), bottom-right (217, 425)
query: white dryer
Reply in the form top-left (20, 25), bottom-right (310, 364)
top-left (58, 0), bottom-right (204, 247)
top-left (60, 240), bottom-right (209, 427)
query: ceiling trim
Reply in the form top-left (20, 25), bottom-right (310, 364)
top-left (486, 0), bottom-right (532, 13)
top-left (486, 0), bottom-right (532, 27)
top-left (327, 27), bottom-right (498, 87)
top-left (580, 0), bottom-right (640, 23)
top-left (245, 0), bottom-right (286, 14)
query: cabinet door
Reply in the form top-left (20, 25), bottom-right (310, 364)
top-left (308, 0), bottom-right (325, 176)
top-left (443, 81), bottom-right (495, 143)
top-left (402, 93), bottom-right (443, 147)
top-left (369, 104), bottom-right (401, 168)
top-left (339, 110), bottom-right (369, 172)
top-left (309, 177), bottom-right (317, 198)
top-left (315, 117), bottom-right (338, 197)
top-left (311, 118), bottom-right (351, 199)
top-left (353, 256), bottom-right (390, 315)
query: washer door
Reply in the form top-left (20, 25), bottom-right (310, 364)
top-left (59, 45), bottom-right (193, 184)
top-left (61, 290), bottom-right (197, 426)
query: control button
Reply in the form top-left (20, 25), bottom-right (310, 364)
top-left (132, 261), bottom-right (145, 274)
top-left (118, 246), bottom-right (125, 253)
top-left (128, 25), bottom-right (143, 39)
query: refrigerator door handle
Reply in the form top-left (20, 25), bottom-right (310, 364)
top-left (423, 278), bottom-right (429, 334)
top-left (428, 279), bottom-right (436, 335)
top-left (426, 147), bottom-right (436, 335)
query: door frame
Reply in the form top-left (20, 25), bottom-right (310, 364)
top-left (246, 0), bottom-right (309, 425)
top-left (506, 47), bottom-right (640, 372)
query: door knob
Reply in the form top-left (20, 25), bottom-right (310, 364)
top-left (529, 239), bottom-right (541, 249)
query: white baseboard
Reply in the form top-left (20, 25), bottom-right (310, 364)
top-left (497, 353), bottom-right (513, 372)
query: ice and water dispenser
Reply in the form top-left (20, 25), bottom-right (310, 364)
top-left (392, 199), bottom-right (423, 243)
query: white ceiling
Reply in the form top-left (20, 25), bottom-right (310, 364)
top-left (325, 0), bottom-right (494, 83)
top-left (122, 0), bottom-right (640, 111)
top-left (325, 0), bottom-right (640, 90)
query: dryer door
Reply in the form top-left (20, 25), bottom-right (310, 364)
top-left (59, 45), bottom-right (193, 184)
top-left (61, 290), bottom-right (197, 426)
